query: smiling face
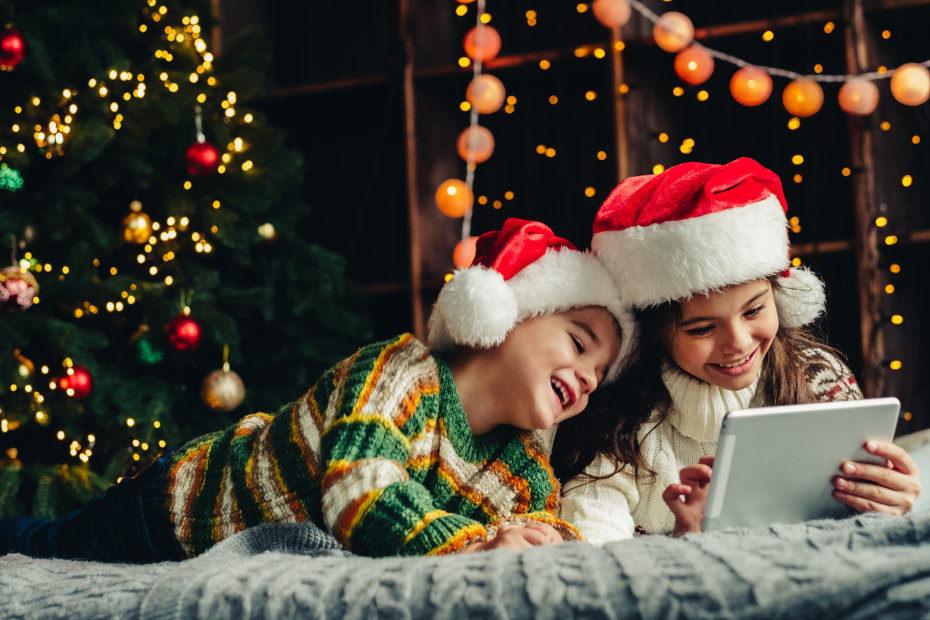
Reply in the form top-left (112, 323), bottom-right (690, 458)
top-left (465, 306), bottom-right (622, 433)
top-left (662, 279), bottom-right (780, 391)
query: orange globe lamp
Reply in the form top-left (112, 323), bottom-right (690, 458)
top-left (653, 11), bottom-right (694, 53)
top-left (838, 78), bottom-right (879, 115)
top-left (464, 25), bottom-right (501, 63)
top-left (782, 79), bottom-right (824, 117)
top-left (466, 74), bottom-right (506, 114)
top-left (457, 125), bottom-right (495, 163)
top-left (453, 236), bottom-right (479, 269)
top-left (592, 0), bottom-right (632, 28)
top-left (730, 66), bottom-right (773, 106)
top-left (435, 179), bottom-right (474, 218)
top-left (890, 63), bottom-right (930, 106)
top-left (674, 46), bottom-right (714, 85)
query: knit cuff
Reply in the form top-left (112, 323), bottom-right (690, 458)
top-left (488, 512), bottom-right (582, 542)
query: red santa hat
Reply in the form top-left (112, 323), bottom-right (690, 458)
top-left (428, 218), bottom-right (635, 381)
top-left (591, 157), bottom-right (825, 327)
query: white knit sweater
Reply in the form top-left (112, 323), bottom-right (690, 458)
top-left (560, 346), bottom-right (863, 544)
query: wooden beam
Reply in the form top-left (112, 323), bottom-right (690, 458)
top-left (399, 0), bottom-right (424, 340)
top-left (844, 0), bottom-right (883, 397)
top-left (609, 27), bottom-right (629, 181)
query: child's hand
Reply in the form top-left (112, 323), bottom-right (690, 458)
top-left (833, 440), bottom-right (921, 515)
top-left (461, 523), bottom-right (563, 553)
top-left (662, 456), bottom-right (714, 537)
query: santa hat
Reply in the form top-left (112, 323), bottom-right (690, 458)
top-left (591, 157), bottom-right (825, 327)
top-left (427, 218), bottom-right (636, 381)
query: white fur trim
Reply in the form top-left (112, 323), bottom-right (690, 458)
top-left (427, 250), bottom-right (636, 382)
top-left (427, 265), bottom-right (517, 350)
top-left (774, 266), bottom-right (826, 327)
top-left (592, 195), bottom-right (789, 308)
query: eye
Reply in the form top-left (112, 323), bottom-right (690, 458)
top-left (744, 304), bottom-right (765, 318)
top-left (685, 324), bottom-right (713, 336)
top-left (571, 334), bottom-right (585, 354)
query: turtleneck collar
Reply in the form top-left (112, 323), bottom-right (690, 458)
top-left (661, 359), bottom-right (761, 442)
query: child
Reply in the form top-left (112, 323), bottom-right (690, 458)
top-left (552, 158), bottom-right (921, 542)
top-left (2, 218), bottom-right (634, 562)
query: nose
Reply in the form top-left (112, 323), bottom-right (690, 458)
top-left (577, 363), bottom-right (598, 395)
top-left (721, 322), bottom-right (753, 354)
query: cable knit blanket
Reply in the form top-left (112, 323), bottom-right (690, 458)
top-left (3, 511), bottom-right (930, 619)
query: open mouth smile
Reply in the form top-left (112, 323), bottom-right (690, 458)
top-left (709, 347), bottom-right (758, 377)
top-left (551, 377), bottom-right (576, 410)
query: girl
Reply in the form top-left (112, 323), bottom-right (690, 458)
top-left (553, 158), bottom-right (921, 542)
top-left (2, 218), bottom-right (636, 561)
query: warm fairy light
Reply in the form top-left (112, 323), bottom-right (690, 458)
top-left (545, 147), bottom-right (556, 157)
top-left (881, 121), bottom-right (891, 130)
top-left (885, 235), bottom-right (898, 245)
top-left (792, 154), bottom-right (804, 165)
top-left (585, 91), bottom-right (597, 101)
top-left (793, 174), bottom-right (803, 183)
top-left (913, 135), bottom-right (921, 144)
top-left (658, 132), bottom-right (669, 142)
top-left (652, 164), bottom-right (665, 174)
top-left (890, 263), bottom-right (902, 273)
top-left (890, 360), bottom-right (902, 370)
top-left (892, 314), bottom-right (904, 324)
top-left (539, 60), bottom-right (550, 70)
top-left (762, 30), bottom-right (774, 42)
top-left (584, 186), bottom-right (596, 197)
top-left (824, 21), bottom-right (835, 34)
top-left (885, 284), bottom-right (895, 294)
top-left (813, 64), bottom-right (823, 73)
top-left (672, 87), bottom-right (684, 97)
top-left (902, 175), bottom-right (913, 187)
top-left (597, 150), bottom-right (607, 160)
top-left (549, 95), bottom-right (558, 105)
top-left (875, 216), bottom-right (888, 227)
top-left (842, 167), bottom-right (851, 176)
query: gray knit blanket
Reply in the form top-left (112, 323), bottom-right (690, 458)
top-left (3, 511), bottom-right (930, 619)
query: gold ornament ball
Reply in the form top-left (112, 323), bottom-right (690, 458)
top-left (838, 78), bottom-right (879, 115)
top-left (123, 206), bottom-right (153, 244)
top-left (890, 63), bottom-right (930, 106)
top-left (201, 368), bottom-right (246, 412)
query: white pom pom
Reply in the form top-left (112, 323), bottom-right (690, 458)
top-left (427, 266), bottom-right (518, 349)
top-left (774, 267), bottom-right (826, 327)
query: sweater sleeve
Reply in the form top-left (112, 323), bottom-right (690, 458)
top-left (802, 347), bottom-right (864, 402)
top-left (316, 335), bottom-right (487, 557)
top-left (559, 452), bottom-right (638, 544)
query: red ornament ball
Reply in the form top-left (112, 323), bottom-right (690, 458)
top-left (185, 142), bottom-right (220, 177)
top-left (165, 314), bottom-right (202, 351)
top-left (0, 27), bottom-right (25, 69)
top-left (59, 365), bottom-right (93, 400)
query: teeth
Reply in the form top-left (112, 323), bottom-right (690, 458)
top-left (717, 353), bottom-right (751, 368)
top-left (551, 379), bottom-right (569, 407)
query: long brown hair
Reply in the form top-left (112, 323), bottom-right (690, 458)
top-left (551, 277), bottom-right (846, 485)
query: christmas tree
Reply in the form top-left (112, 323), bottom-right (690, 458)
top-left (0, 0), bottom-right (371, 518)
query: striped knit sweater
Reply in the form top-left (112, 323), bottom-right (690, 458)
top-left (561, 346), bottom-right (862, 543)
top-left (161, 333), bottom-right (577, 558)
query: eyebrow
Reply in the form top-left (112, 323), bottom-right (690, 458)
top-left (571, 319), bottom-right (601, 345)
top-left (679, 287), bottom-right (770, 327)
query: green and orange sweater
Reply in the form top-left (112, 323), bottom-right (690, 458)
top-left (161, 333), bottom-right (578, 557)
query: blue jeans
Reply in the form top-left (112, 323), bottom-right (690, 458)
top-left (0, 453), bottom-right (183, 563)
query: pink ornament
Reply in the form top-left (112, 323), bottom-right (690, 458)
top-left (0, 266), bottom-right (37, 309)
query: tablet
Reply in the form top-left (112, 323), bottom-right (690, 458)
top-left (702, 397), bottom-right (901, 532)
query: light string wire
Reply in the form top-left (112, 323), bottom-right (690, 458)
top-left (627, 0), bottom-right (930, 82)
top-left (461, 0), bottom-right (487, 241)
